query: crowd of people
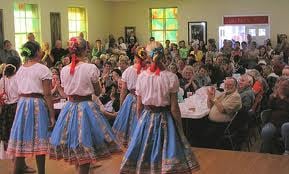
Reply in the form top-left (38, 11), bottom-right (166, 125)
top-left (0, 31), bottom-right (288, 173)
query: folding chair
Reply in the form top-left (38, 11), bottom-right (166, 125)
top-left (220, 112), bottom-right (239, 150)
top-left (260, 109), bottom-right (272, 125)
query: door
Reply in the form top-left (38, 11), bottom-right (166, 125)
top-left (50, 12), bottom-right (61, 48)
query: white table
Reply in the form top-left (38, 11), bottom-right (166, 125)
top-left (179, 86), bottom-right (221, 119)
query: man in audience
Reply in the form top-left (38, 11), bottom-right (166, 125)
top-left (27, 32), bottom-right (35, 42)
top-left (0, 40), bottom-right (20, 63)
top-left (51, 40), bottom-right (68, 66)
top-left (238, 74), bottom-right (255, 112)
top-left (179, 40), bottom-right (189, 60)
top-left (203, 77), bottom-right (242, 148)
top-left (234, 74), bottom-right (255, 133)
top-left (272, 55), bottom-right (286, 76)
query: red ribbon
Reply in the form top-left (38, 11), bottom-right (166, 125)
top-left (149, 63), bottom-right (161, 75)
top-left (70, 54), bottom-right (79, 75)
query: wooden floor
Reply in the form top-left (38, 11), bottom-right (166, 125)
top-left (1, 148), bottom-right (289, 174)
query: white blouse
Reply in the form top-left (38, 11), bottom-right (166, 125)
top-left (136, 70), bottom-right (179, 106)
top-left (121, 65), bottom-right (139, 90)
top-left (16, 63), bottom-right (52, 95)
top-left (61, 63), bottom-right (100, 96)
top-left (0, 75), bottom-right (18, 104)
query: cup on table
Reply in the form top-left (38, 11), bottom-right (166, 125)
top-left (187, 92), bottom-right (193, 97)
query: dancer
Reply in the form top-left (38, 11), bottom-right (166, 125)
top-left (7, 42), bottom-right (55, 174)
top-left (112, 47), bottom-right (148, 146)
top-left (120, 42), bottom-right (200, 174)
top-left (49, 37), bottom-right (121, 174)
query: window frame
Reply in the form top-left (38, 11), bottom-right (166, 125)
top-left (150, 7), bottom-right (178, 44)
top-left (68, 7), bottom-right (88, 40)
top-left (14, 3), bottom-right (41, 53)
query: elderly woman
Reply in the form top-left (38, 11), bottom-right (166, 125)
top-left (180, 65), bottom-right (198, 98)
top-left (261, 77), bottom-right (289, 155)
top-left (247, 69), bottom-right (268, 112)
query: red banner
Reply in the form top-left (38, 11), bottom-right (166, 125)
top-left (224, 16), bottom-right (269, 25)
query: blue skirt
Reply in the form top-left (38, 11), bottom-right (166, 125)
top-left (112, 94), bottom-right (137, 146)
top-left (49, 101), bottom-right (122, 165)
top-left (7, 97), bottom-right (50, 157)
top-left (120, 109), bottom-right (200, 174)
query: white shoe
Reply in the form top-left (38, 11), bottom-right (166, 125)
top-left (283, 150), bottom-right (289, 155)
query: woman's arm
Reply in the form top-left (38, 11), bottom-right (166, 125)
top-left (56, 85), bottom-right (67, 98)
top-left (137, 95), bottom-right (143, 119)
top-left (170, 92), bottom-right (183, 130)
top-left (42, 79), bottom-right (55, 128)
top-left (92, 80), bottom-right (102, 96)
top-left (120, 81), bottom-right (128, 106)
top-left (48, 50), bottom-right (54, 63)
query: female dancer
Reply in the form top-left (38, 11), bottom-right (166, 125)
top-left (120, 42), bottom-right (200, 174)
top-left (7, 41), bottom-right (55, 174)
top-left (50, 37), bottom-right (121, 174)
top-left (112, 47), bottom-right (148, 146)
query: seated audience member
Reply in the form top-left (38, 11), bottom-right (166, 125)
top-left (118, 37), bottom-right (127, 51)
top-left (221, 59), bottom-right (234, 77)
top-left (194, 65), bottom-right (211, 88)
top-left (51, 40), bottom-right (68, 66)
top-left (170, 43), bottom-right (179, 60)
top-left (112, 68), bottom-right (122, 92)
top-left (177, 59), bottom-right (186, 73)
top-left (168, 63), bottom-right (182, 80)
top-left (179, 40), bottom-right (190, 60)
top-left (260, 77), bottom-right (289, 155)
top-left (92, 95), bottom-right (117, 126)
top-left (258, 45), bottom-right (270, 65)
top-left (238, 74), bottom-right (255, 113)
top-left (118, 55), bottom-right (129, 73)
top-left (203, 77), bottom-right (242, 148)
top-left (272, 55), bottom-right (286, 76)
top-left (206, 64), bottom-right (225, 87)
top-left (180, 65), bottom-right (198, 98)
top-left (214, 52), bottom-right (224, 66)
top-left (92, 40), bottom-right (106, 58)
top-left (190, 42), bottom-right (203, 62)
top-left (101, 61), bottom-right (113, 88)
top-left (55, 61), bottom-right (64, 72)
top-left (205, 41), bottom-right (217, 62)
top-left (51, 74), bottom-right (66, 102)
top-left (246, 41), bottom-right (259, 69)
top-left (61, 56), bottom-right (71, 66)
top-left (0, 40), bottom-right (20, 64)
top-left (247, 69), bottom-right (268, 95)
top-left (220, 40), bottom-right (233, 60)
top-left (231, 41), bottom-right (242, 58)
top-left (50, 67), bottom-right (60, 76)
top-left (41, 42), bottom-right (54, 68)
top-left (233, 55), bottom-right (246, 74)
top-left (91, 57), bottom-right (103, 70)
top-left (282, 66), bottom-right (289, 77)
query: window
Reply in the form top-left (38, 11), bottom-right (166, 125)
top-left (68, 7), bottom-right (87, 39)
top-left (14, 3), bottom-right (40, 53)
top-left (150, 8), bottom-right (178, 44)
top-left (258, 28), bottom-right (266, 36)
top-left (248, 29), bottom-right (256, 36)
